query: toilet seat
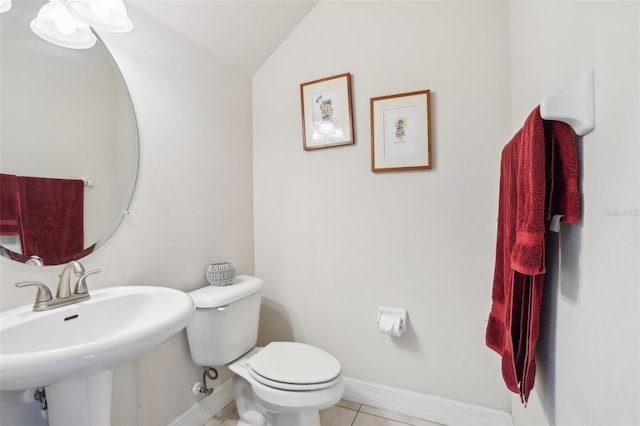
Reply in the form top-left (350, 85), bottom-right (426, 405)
top-left (247, 342), bottom-right (341, 391)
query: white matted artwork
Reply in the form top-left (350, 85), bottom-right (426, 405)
top-left (300, 73), bottom-right (354, 150)
top-left (371, 90), bottom-right (432, 172)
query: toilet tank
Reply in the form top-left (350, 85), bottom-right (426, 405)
top-left (186, 275), bottom-right (263, 366)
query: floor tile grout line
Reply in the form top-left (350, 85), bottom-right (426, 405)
top-left (347, 403), bottom-right (360, 426)
top-left (348, 404), bottom-right (417, 426)
top-left (350, 404), bottom-right (359, 426)
top-left (350, 413), bottom-right (357, 426)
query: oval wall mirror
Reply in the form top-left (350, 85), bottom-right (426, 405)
top-left (0, 0), bottom-right (139, 266)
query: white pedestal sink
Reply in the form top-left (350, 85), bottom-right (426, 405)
top-left (0, 286), bottom-right (195, 426)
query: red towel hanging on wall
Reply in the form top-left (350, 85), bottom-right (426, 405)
top-left (486, 106), bottom-right (580, 403)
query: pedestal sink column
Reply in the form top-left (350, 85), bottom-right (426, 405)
top-left (45, 370), bottom-right (113, 426)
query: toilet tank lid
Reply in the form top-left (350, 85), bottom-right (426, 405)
top-left (188, 275), bottom-right (263, 308)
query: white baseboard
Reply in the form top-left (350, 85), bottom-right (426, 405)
top-left (168, 376), bottom-right (513, 426)
top-left (167, 379), bottom-right (235, 426)
top-left (342, 377), bottom-right (513, 426)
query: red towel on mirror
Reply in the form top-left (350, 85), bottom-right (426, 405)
top-left (17, 176), bottom-right (85, 265)
top-left (0, 174), bottom-right (20, 235)
top-left (486, 106), bottom-right (580, 403)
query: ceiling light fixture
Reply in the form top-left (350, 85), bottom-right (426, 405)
top-left (66, 0), bottom-right (132, 33)
top-left (29, 0), bottom-right (132, 50)
top-left (30, 1), bottom-right (97, 49)
top-left (0, 0), bottom-right (12, 13)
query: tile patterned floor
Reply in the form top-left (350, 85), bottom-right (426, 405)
top-left (205, 399), bottom-right (444, 426)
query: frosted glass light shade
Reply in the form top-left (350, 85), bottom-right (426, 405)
top-left (31, 1), bottom-right (96, 49)
top-left (0, 0), bottom-right (12, 13)
top-left (66, 0), bottom-right (132, 33)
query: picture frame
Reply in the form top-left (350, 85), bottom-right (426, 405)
top-left (300, 73), bottom-right (355, 150)
top-left (370, 90), bottom-right (432, 172)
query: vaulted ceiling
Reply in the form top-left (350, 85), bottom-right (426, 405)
top-left (127, 0), bottom-right (319, 76)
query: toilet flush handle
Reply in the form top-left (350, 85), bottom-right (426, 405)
top-left (217, 305), bottom-right (229, 312)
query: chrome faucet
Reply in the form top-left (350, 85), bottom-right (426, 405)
top-left (15, 261), bottom-right (102, 311)
top-left (56, 260), bottom-right (85, 298)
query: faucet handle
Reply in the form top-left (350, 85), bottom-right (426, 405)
top-left (15, 281), bottom-right (53, 310)
top-left (74, 269), bottom-right (101, 295)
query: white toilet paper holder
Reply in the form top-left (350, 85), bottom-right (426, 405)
top-left (377, 306), bottom-right (407, 336)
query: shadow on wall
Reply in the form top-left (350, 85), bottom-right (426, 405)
top-left (258, 297), bottom-right (422, 352)
top-left (535, 139), bottom-right (584, 425)
top-left (559, 139), bottom-right (584, 302)
top-left (390, 313), bottom-right (422, 353)
top-left (258, 298), bottom-right (296, 345)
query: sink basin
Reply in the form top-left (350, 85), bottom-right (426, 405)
top-left (0, 285), bottom-right (195, 391)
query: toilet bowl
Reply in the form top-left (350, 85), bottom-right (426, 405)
top-left (229, 343), bottom-right (343, 426)
top-left (185, 276), bottom-right (344, 426)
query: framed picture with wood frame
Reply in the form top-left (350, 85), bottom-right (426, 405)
top-left (370, 90), bottom-right (432, 172)
top-left (300, 73), bottom-right (355, 150)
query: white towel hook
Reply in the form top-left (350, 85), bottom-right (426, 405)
top-left (81, 176), bottom-right (93, 191)
top-left (540, 70), bottom-right (595, 136)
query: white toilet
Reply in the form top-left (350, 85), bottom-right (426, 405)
top-left (185, 275), bottom-right (344, 426)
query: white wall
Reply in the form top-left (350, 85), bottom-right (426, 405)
top-left (508, 2), bottom-right (640, 425)
top-left (253, 1), bottom-right (512, 412)
top-left (254, 0), bottom-right (640, 420)
top-left (0, 5), bottom-right (254, 425)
